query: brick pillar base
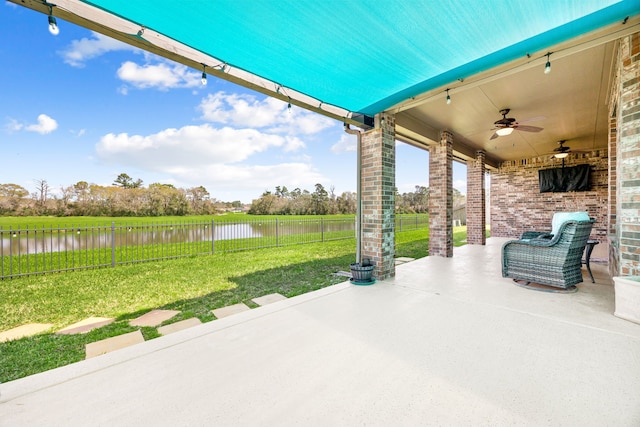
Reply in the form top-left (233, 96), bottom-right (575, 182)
top-left (361, 113), bottom-right (396, 279)
top-left (429, 131), bottom-right (453, 257)
top-left (466, 150), bottom-right (486, 245)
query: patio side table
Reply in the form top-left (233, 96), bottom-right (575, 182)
top-left (583, 240), bottom-right (599, 283)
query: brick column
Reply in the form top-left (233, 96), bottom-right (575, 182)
top-left (617, 32), bottom-right (640, 276)
top-left (429, 130), bottom-right (453, 257)
top-left (466, 150), bottom-right (486, 245)
top-left (360, 113), bottom-right (396, 279)
top-left (608, 114), bottom-right (619, 277)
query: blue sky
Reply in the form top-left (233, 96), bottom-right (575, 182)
top-left (2, 3), bottom-right (466, 204)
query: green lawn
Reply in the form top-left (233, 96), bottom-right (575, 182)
top-left (0, 226), bottom-right (470, 383)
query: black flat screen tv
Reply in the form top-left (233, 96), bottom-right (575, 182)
top-left (538, 164), bottom-right (591, 193)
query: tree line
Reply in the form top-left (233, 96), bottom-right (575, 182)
top-left (248, 184), bottom-right (357, 215)
top-left (0, 175), bottom-right (466, 217)
top-left (0, 174), bottom-right (239, 217)
top-left (248, 184), bottom-right (466, 215)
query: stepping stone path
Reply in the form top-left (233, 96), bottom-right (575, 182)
top-left (85, 330), bottom-right (145, 359)
top-left (129, 309), bottom-right (180, 327)
top-left (0, 323), bottom-right (53, 343)
top-left (158, 318), bottom-right (202, 336)
top-left (2, 294), bottom-right (290, 360)
top-left (395, 257), bottom-right (415, 266)
top-left (212, 303), bottom-right (251, 319)
top-left (252, 293), bottom-right (287, 306)
top-left (56, 317), bottom-right (114, 335)
top-left (335, 271), bottom-right (352, 278)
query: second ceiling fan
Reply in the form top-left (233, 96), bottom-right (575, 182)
top-left (490, 109), bottom-right (543, 140)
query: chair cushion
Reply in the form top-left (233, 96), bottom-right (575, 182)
top-left (551, 212), bottom-right (590, 236)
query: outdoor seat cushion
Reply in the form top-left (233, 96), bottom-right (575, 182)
top-left (550, 211), bottom-right (590, 236)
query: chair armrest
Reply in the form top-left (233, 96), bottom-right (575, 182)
top-left (520, 231), bottom-right (552, 240)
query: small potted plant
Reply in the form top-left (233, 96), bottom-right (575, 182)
top-left (350, 258), bottom-right (375, 285)
top-left (613, 275), bottom-right (640, 324)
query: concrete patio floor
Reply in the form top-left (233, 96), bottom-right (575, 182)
top-left (1, 237), bottom-right (639, 426)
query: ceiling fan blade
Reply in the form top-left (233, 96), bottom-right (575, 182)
top-left (489, 132), bottom-right (499, 140)
top-left (514, 125), bottom-right (543, 133)
top-left (519, 115), bottom-right (546, 123)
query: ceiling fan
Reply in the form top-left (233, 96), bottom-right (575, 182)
top-left (489, 109), bottom-right (544, 140)
top-left (552, 140), bottom-right (572, 159)
top-left (549, 140), bottom-right (587, 167)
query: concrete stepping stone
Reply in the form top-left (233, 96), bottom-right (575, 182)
top-left (252, 293), bottom-right (287, 306)
top-left (0, 323), bottom-right (53, 343)
top-left (85, 330), bottom-right (144, 359)
top-left (157, 318), bottom-right (202, 336)
top-left (56, 317), bottom-right (114, 335)
top-left (212, 303), bottom-right (250, 319)
top-left (334, 271), bottom-right (352, 277)
top-left (129, 309), bottom-right (180, 327)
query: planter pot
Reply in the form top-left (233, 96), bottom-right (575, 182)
top-left (350, 261), bottom-right (375, 286)
top-left (613, 276), bottom-right (640, 325)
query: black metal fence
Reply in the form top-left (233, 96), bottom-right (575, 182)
top-left (1, 215), bottom-right (428, 279)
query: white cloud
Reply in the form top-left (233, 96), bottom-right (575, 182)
top-left (199, 92), bottom-right (335, 135)
top-left (7, 114), bottom-right (58, 135)
top-left (60, 32), bottom-right (139, 67)
top-left (5, 118), bottom-right (23, 133)
top-left (117, 61), bottom-right (201, 90)
top-left (172, 162), bottom-right (325, 195)
top-left (96, 124), bottom-right (304, 167)
top-left (95, 123), bottom-right (323, 199)
top-left (331, 134), bottom-right (356, 153)
top-left (453, 179), bottom-right (467, 194)
top-left (27, 114), bottom-right (58, 134)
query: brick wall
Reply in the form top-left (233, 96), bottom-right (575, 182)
top-left (490, 152), bottom-right (608, 241)
top-left (467, 151), bottom-right (486, 245)
top-left (360, 113), bottom-right (396, 279)
top-left (429, 131), bottom-right (453, 257)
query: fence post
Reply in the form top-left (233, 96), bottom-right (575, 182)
top-left (276, 218), bottom-right (279, 247)
top-left (8, 226), bottom-right (13, 277)
top-left (111, 222), bottom-right (115, 267)
top-left (321, 217), bottom-right (324, 242)
top-left (212, 219), bottom-right (215, 254)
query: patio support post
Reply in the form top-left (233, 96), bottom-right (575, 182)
top-left (429, 130), bottom-right (453, 257)
top-left (608, 105), bottom-right (618, 276)
top-left (466, 150), bottom-right (486, 245)
top-left (614, 31), bottom-right (640, 276)
top-left (360, 113), bottom-right (396, 279)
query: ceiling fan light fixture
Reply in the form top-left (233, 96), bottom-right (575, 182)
top-left (554, 152), bottom-right (569, 159)
top-left (496, 127), bottom-right (514, 136)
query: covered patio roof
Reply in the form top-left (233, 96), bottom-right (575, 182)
top-left (14, 1), bottom-right (640, 154)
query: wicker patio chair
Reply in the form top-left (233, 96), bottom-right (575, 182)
top-left (502, 218), bottom-right (595, 289)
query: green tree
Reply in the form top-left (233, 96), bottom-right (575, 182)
top-left (336, 191), bottom-right (357, 214)
top-left (113, 173), bottom-right (143, 189)
top-left (0, 183), bottom-right (29, 213)
top-left (311, 183), bottom-right (329, 215)
top-left (248, 191), bottom-right (278, 215)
